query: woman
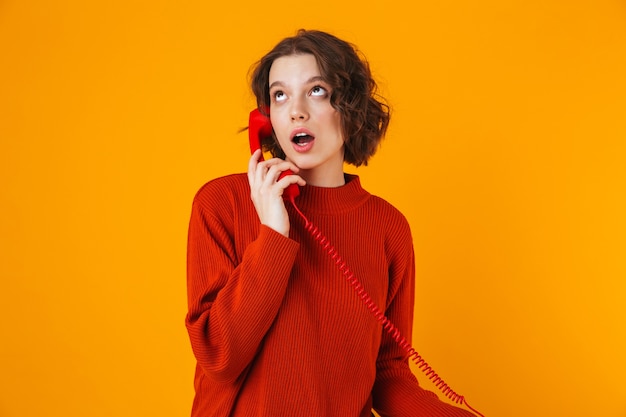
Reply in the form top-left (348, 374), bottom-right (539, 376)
top-left (186, 29), bottom-right (477, 417)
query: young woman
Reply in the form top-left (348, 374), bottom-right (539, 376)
top-left (186, 29), bottom-right (476, 417)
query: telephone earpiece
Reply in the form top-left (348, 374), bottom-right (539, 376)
top-left (248, 109), bottom-right (300, 201)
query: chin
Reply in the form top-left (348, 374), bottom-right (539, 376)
top-left (288, 158), bottom-right (318, 171)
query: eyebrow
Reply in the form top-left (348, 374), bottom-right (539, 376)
top-left (269, 76), bottom-right (325, 90)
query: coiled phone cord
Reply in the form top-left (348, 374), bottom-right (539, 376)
top-left (289, 199), bottom-right (485, 417)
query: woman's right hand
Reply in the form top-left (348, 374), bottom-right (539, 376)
top-left (247, 149), bottom-right (306, 237)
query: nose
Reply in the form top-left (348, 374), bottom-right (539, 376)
top-left (290, 96), bottom-right (309, 121)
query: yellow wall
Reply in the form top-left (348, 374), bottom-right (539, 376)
top-left (1, 1), bottom-right (625, 416)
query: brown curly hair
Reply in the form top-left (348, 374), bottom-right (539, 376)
top-left (249, 29), bottom-right (390, 167)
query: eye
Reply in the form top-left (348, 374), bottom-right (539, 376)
top-left (310, 85), bottom-right (327, 97)
top-left (273, 90), bottom-right (286, 102)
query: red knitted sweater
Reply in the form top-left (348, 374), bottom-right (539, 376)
top-left (186, 173), bottom-right (474, 417)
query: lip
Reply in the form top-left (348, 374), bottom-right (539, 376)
top-left (290, 127), bottom-right (315, 140)
top-left (291, 138), bottom-right (314, 153)
top-left (290, 127), bottom-right (315, 153)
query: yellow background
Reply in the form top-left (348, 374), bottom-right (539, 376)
top-left (1, 1), bottom-right (625, 416)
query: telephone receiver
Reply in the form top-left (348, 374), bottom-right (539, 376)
top-left (246, 108), bottom-right (483, 416)
top-left (248, 108), bottom-right (300, 201)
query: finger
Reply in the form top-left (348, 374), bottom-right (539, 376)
top-left (247, 149), bottom-right (263, 187)
top-left (252, 154), bottom-right (277, 191)
top-left (263, 161), bottom-right (299, 185)
top-left (277, 173), bottom-right (306, 189)
top-left (264, 159), bottom-right (301, 176)
top-left (247, 149), bottom-right (263, 184)
top-left (264, 166), bottom-right (306, 197)
top-left (250, 157), bottom-right (302, 195)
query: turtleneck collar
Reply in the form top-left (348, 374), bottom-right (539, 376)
top-left (288, 174), bottom-right (370, 215)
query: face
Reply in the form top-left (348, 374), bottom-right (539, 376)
top-left (268, 53), bottom-right (345, 186)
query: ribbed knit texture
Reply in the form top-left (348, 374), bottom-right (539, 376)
top-left (186, 173), bottom-right (475, 417)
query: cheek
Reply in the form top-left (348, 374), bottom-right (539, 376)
top-left (317, 106), bottom-right (341, 133)
top-left (269, 112), bottom-right (278, 129)
top-left (331, 112), bottom-right (344, 141)
top-left (273, 128), bottom-right (292, 151)
top-left (269, 114), bottom-right (287, 140)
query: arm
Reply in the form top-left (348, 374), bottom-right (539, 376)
top-left (185, 187), bottom-right (300, 383)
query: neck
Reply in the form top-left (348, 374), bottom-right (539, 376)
top-left (299, 168), bottom-right (345, 188)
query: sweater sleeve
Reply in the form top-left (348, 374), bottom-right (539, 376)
top-left (372, 219), bottom-right (475, 417)
top-left (185, 187), bottom-right (300, 383)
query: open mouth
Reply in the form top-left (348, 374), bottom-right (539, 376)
top-left (292, 132), bottom-right (315, 146)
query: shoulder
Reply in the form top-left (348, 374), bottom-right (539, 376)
top-left (191, 173), bottom-right (251, 220)
top-left (193, 173), bottom-right (248, 204)
top-left (367, 194), bottom-right (412, 236)
top-left (361, 193), bottom-right (414, 265)
top-left (366, 194), bottom-right (406, 220)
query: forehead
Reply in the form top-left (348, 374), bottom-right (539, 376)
top-left (268, 53), bottom-right (320, 84)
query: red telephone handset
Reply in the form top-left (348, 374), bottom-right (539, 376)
top-left (248, 109), bottom-right (300, 201)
